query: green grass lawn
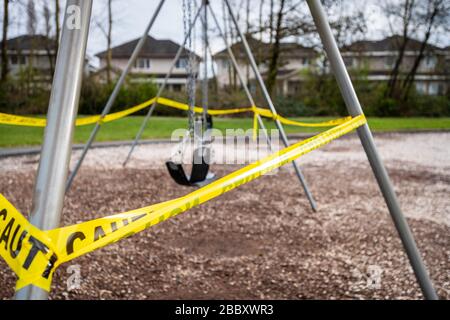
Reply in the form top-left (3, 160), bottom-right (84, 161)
top-left (0, 116), bottom-right (449, 147)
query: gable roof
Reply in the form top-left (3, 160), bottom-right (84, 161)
top-left (96, 35), bottom-right (200, 60)
top-left (342, 35), bottom-right (443, 53)
top-left (0, 34), bottom-right (56, 51)
top-left (213, 35), bottom-right (317, 60)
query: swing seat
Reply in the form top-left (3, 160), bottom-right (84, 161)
top-left (166, 148), bottom-right (215, 187)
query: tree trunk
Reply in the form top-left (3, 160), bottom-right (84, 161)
top-left (258, 0), bottom-right (265, 66)
top-left (1, 0), bottom-right (9, 82)
top-left (222, 1), bottom-right (233, 90)
top-left (384, 0), bottom-right (414, 99)
top-left (55, 0), bottom-right (60, 51)
top-left (401, 5), bottom-right (438, 100)
top-left (106, 0), bottom-right (113, 85)
top-left (245, 0), bottom-right (250, 84)
top-left (269, 0), bottom-right (274, 45)
top-left (266, 0), bottom-right (285, 96)
top-left (43, 2), bottom-right (54, 77)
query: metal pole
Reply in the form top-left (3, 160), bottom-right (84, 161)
top-left (122, 4), bottom-right (204, 167)
top-left (306, 0), bottom-right (438, 300)
top-left (223, 0), bottom-right (317, 212)
top-left (66, 0), bottom-right (166, 191)
top-left (209, 6), bottom-right (273, 151)
top-left (15, 0), bottom-right (93, 300)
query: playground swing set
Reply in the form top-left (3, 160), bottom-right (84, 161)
top-left (0, 0), bottom-right (439, 300)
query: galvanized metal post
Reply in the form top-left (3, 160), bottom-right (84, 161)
top-left (15, 0), bottom-right (93, 300)
top-left (66, 0), bottom-right (166, 191)
top-left (209, 6), bottom-right (273, 151)
top-left (122, 4), bottom-right (204, 166)
top-left (223, 0), bottom-right (317, 212)
top-left (306, 0), bottom-right (438, 300)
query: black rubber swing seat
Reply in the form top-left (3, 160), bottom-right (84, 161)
top-left (166, 148), bottom-right (215, 187)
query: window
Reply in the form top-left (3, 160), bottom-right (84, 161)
top-left (385, 56), bottom-right (394, 68)
top-left (172, 84), bottom-right (182, 92)
top-left (220, 59), bottom-right (229, 69)
top-left (176, 58), bottom-right (188, 69)
top-left (343, 57), bottom-right (353, 67)
top-left (415, 82), bottom-right (427, 94)
top-left (428, 83), bottom-right (438, 95)
top-left (135, 58), bottom-right (150, 69)
top-left (425, 56), bottom-right (437, 69)
top-left (302, 58), bottom-right (309, 66)
top-left (10, 55), bottom-right (26, 65)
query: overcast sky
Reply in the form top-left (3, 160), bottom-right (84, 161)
top-left (2, 0), bottom-right (449, 67)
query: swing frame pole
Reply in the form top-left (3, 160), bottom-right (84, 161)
top-left (306, 0), bottom-right (437, 300)
top-left (122, 4), bottom-right (204, 167)
top-left (66, 0), bottom-right (166, 191)
top-left (208, 6), bottom-right (274, 151)
top-left (223, 0), bottom-right (317, 212)
top-left (15, 0), bottom-right (93, 300)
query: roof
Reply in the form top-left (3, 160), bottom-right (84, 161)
top-left (0, 34), bottom-right (56, 51)
top-left (96, 35), bottom-right (200, 60)
top-left (342, 35), bottom-right (443, 53)
top-left (213, 35), bottom-right (317, 60)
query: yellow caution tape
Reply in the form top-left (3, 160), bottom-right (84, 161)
top-left (0, 115), bottom-right (366, 292)
top-left (0, 97), bottom-right (250, 127)
top-left (0, 97), bottom-right (350, 129)
top-left (253, 107), bottom-right (352, 127)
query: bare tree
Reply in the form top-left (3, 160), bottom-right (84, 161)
top-left (382, 0), bottom-right (417, 98)
top-left (245, 0), bottom-right (251, 84)
top-left (26, 0), bottom-right (37, 36)
top-left (1, 0), bottom-right (10, 82)
top-left (266, 0), bottom-right (286, 95)
top-left (401, 0), bottom-right (449, 100)
top-left (26, 0), bottom-right (37, 92)
top-left (96, 0), bottom-right (114, 84)
top-left (269, 0), bottom-right (274, 45)
top-left (258, 0), bottom-right (265, 65)
top-left (106, 0), bottom-right (113, 84)
top-left (221, 0), bottom-right (234, 88)
top-left (43, 0), bottom-right (55, 76)
top-left (55, 0), bottom-right (60, 51)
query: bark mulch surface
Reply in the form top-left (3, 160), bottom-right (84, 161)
top-left (0, 133), bottom-right (449, 299)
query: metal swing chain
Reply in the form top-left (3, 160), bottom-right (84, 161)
top-left (183, 0), bottom-right (196, 136)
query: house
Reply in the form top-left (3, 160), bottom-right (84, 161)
top-left (0, 34), bottom-right (57, 83)
top-left (213, 36), bottom-right (318, 96)
top-left (95, 35), bottom-right (201, 91)
top-left (341, 35), bottom-right (449, 95)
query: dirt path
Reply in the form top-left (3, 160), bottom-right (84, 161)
top-left (0, 132), bottom-right (449, 299)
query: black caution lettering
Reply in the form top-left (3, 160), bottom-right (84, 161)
top-left (131, 213), bottom-right (146, 222)
top-left (0, 217), bottom-right (14, 250)
top-left (10, 225), bottom-right (27, 259)
top-left (66, 231), bottom-right (86, 255)
top-left (0, 208), bottom-right (6, 220)
top-left (22, 236), bottom-right (49, 270)
top-left (94, 226), bottom-right (106, 241)
top-left (41, 253), bottom-right (58, 279)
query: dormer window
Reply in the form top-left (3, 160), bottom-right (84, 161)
top-left (135, 58), bottom-right (151, 69)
